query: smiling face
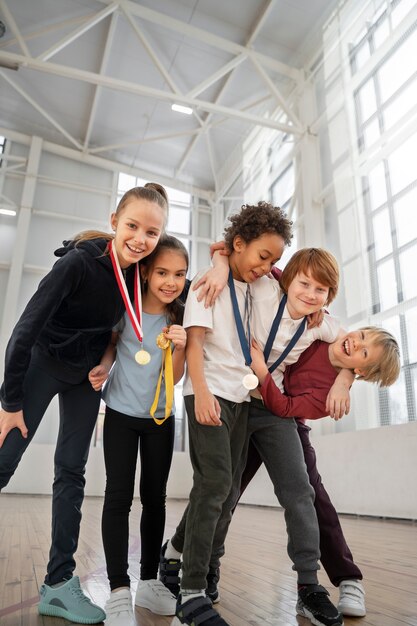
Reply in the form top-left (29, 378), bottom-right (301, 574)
top-left (111, 198), bottom-right (165, 268)
top-left (141, 249), bottom-right (188, 312)
top-left (329, 329), bottom-right (384, 375)
top-left (229, 232), bottom-right (285, 283)
top-left (286, 271), bottom-right (329, 319)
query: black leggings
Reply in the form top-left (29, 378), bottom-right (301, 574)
top-left (102, 406), bottom-right (175, 589)
top-left (0, 363), bottom-right (101, 585)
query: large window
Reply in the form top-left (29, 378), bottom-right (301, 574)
top-left (350, 0), bottom-right (417, 425)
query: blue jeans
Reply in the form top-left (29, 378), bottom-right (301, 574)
top-left (0, 362), bottom-right (100, 584)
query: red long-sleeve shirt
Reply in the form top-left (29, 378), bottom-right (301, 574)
top-left (259, 336), bottom-right (337, 421)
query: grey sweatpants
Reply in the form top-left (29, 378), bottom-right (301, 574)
top-left (211, 397), bottom-right (320, 584)
top-left (174, 394), bottom-right (248, 590)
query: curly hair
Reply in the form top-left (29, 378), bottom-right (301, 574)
top-left (223, 202), bottom-right (293, 250)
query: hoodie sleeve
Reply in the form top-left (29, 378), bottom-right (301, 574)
top-left (259, 372), bottom-right (329, 420)
top-left (0, 250), bottom-right (84, 411)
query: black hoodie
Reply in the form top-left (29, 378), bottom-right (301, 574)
top-left (0, 238), bottom-right (134, 412)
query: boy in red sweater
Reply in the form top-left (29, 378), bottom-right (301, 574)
top-left (210, 326), bottom-right (400, 617)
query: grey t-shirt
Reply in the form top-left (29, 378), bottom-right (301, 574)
top-left (103, 311), bottom-right (176, 419)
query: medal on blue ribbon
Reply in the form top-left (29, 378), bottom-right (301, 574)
top-left (228, 270), bottom-right (259, 390)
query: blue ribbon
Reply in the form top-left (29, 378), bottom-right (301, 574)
top-left (228, 270), bottom-right (252, 366)
top-left (264, 293), bottom-right (307, 374)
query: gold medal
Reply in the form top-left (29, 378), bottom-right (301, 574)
top-left (156, 332), bottom-right (170, 350)
top-left (135, 349), bottom-right (151, 365)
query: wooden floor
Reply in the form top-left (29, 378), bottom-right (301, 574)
top-left (0, 495), bottom-right (416, 626)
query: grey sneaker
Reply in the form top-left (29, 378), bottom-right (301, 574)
top-left (38, 576), bottom-right (106, 624)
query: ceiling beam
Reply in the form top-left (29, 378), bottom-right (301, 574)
top-left (0, 0), bottom-right (31, 57)
top-left (187, 53), bottom-right (247, 99)
top-left (120, 0), bottom-right (179, 94)
top-left (0, 70), bottom-right (83, 149)
top-left (37, 3), bottom-right (119, 61)
top-left (83, 11), bottom-right (118, 151)
top-left (94, 0), bottom-right (301, 81)
top-left (246, 0), bottom-right (277, 47)
top-left (89, 128), bottom-right (202, 155)
top-left (0, 51), bottom-right (300, 134)
top-left (0, 127), bottom-right (215, 199)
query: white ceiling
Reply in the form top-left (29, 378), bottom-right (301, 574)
top-left (0, 0), bottom-right (339, 199)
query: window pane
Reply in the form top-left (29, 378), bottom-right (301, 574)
top-left (167, 207), bottom-right (191, 235)
top-left (384, 77), bottom-right (417, 132)
top-left (352, 40), bottom-right (371, 73)
top-left (392, 0), bottom-right (417, 28)
top-left (394, 188), bottom-right (417, 247)
top-left (372, 209), bottom-right (392, 259)
top-left (363, 118), bottom-right (380, 149)
top-left (379, 33), bottom-right (417, 103)
top-left (374, 17), bottom-right (389, 49)
top-left (387, 371), bottom-right (408, 424)
top-left (412, 369), bottom-right (417, 412)
top-left (399, 245), bottom-right (417, 300)
top-left (381, 315), bottom-right (403, 366)
top-left (357, 79), bottom-right (377, 122)
top-left (389, 132), bottom-right (417, 195)
top-left (366, 162), bottom-right (387, 210)
top-left (405, 307), bottom-right (417, 363)
top-left (118, 173), bottom-right (136, 192)
top-left (271, 165), bottom-right (294, 207)
top-left (377, 258), bottom-right (398, 309)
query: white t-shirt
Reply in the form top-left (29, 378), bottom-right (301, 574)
top-left (182, 270), bottom-right (340, 401)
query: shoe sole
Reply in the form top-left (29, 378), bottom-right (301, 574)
top-left (338, 606), bottom-right (366, 617)
top-left (135, 599), bottom-right (176, 616)
top-left (38, 603), bottom-right (105, 624)
top-left (207, 594), bottom-right (220, 604)
top-left (296, 605), bottom-right (344, 626)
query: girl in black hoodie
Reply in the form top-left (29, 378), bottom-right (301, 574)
top-left (0, 182), bottom-right (168, 624)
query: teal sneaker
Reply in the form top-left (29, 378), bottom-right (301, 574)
top-left (38, 576), bottom-right (106, 624)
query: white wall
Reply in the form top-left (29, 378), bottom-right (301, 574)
top-left (3, 419), bottom-right (416, 520)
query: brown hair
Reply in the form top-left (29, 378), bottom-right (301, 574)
top-left (223, 201), bottom-right (293, 250)
top-left (73, 182), bottom-right (169, 245)
top-left (280, 248), bottom-right (339, 305)
top-left (141, 234), bottom-right (189, 325)
top-left (356, 326), bottom-right (401, 387)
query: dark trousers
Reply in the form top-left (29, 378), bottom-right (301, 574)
top-left (173, 395), bottom-right (248, 590)
top-left (0, 363), bottom-right (101, 585)
top-left (101, 407), bottom-right (175, 589)
top-left (239, 421), bottom-right (363, 587)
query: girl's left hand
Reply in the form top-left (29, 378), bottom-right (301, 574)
top-left (165, 325), bottom-right (187, 351)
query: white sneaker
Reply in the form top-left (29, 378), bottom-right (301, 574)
top-left (105, 588), bottom-right (135, 626)
top-left (338, 579), bottom-right (366, 617)
top-left (135, 579), bottom-right (177, 615)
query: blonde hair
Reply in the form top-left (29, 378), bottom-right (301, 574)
top-left (73, 182), bottom-right (169, 245)
top-left (356, 326), bottom-right (401, 387)
top-left (280, 248), bottom-right (339, 305)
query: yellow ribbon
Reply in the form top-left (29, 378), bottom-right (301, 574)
top-left (150, 339), bottom-right (174, 425)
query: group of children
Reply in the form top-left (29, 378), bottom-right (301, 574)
top-left (0, 185), bottom-right (401, 626)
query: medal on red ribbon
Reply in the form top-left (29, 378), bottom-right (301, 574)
top-left (109, 240), bottom-right (151, 364)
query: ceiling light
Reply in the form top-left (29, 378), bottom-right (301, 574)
top-left (171, 104), bottom-right (193, 115)
top-left (0, 208), bottom-right (17, 216)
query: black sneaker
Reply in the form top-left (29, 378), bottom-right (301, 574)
top-left (206, 567), bottom-right (220, 604)
top-left (297, 584), bottom-right (344, 626)
top-left (159, 540), bottom-right (181, 597)
top-left (173, 594), bottom-right (229, 625)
